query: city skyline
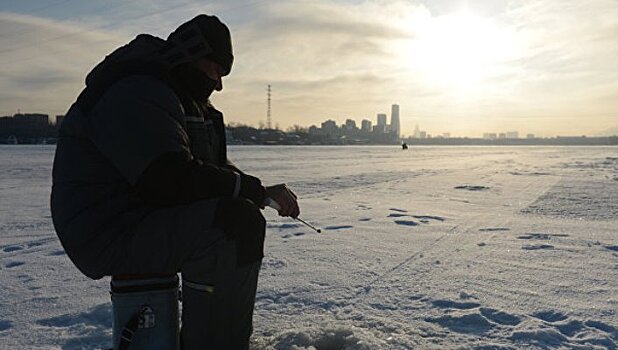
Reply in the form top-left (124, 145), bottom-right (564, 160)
top-left (3, 110), bottom-right (616, 147)
top-left (1, 0), bottom-right (617, 137)
top-left (3, 109), bottom-right (612, 141)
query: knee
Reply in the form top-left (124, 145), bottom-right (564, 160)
top-left (214, 197), bottom-right (265, 233)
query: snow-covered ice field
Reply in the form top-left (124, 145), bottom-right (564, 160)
top-left (0, 145), bottom-right (617, 349)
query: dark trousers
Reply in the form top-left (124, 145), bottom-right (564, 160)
top-left (112, 198), bottom-right (265, 350)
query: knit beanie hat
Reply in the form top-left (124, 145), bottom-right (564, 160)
top-left (161, 14), bottom-right (234, 75)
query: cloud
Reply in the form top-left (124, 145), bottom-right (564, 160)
top-left (0, 0), bottom-right (616, 136)
top-left (501, 0), bottom-right (618, 110)
top-left (232, 0), bottom-right (417, 75)
top-left (211, 0), bottom-right (429, 127)
top-left (387, 0), bottom-right (618, 135)
top-left (0, 0), bottom-right (423, 121)
top-left (0, 11), bottom-right (127, 115)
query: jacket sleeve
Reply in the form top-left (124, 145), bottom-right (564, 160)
top-left (134, 151), bottom-right (265, 206)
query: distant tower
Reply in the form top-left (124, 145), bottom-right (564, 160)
top-left (390, 104), bottom-right (400, 137)
top-left (375, 114), bottom-right (388, 134)
top-left (361, 119), bottom-right (372, 132)
top-left (414, 124), bottom-right (421, 138)
top-left (267, 84), bottom-right (272, 129)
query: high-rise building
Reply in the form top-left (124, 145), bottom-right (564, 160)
top-left (361, 119), bottom-right (372, 132)
top-left (345, 119), bottom-right (357, 130)
top-left (506, 131), bottom-right (519, 139)
top-left (14, 113), bottom-right (49, 128)
top-left (377, 113), bottom-right (387, 126)
top-left (390, 104), bottom-right (400, 137)
top-left (413, 124), bottom-right (421, 138)
top-left (0, 116), bottom-right (12, 129)
top-left (321, 119), bottom-right (337, 130)
top-left (373, 124), bottom-right (387, 134)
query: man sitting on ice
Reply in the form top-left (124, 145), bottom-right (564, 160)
top-left (51, 14), bottom-right (299, 349)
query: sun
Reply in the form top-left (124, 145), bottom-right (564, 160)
top-left (399, 10), bottom-right (519, 93)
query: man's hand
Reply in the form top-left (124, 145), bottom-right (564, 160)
top-left (264, 184), bottom-right (300, 218)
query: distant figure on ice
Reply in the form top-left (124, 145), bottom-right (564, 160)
top-left (402, 142), bottom-right (408, 150)
top-left (51, 14), bottom-right (299, 349)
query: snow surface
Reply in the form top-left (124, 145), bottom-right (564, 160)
top-left (1, 145), bottom-right (617, 349)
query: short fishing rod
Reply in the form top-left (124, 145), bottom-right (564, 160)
top-left (265, 198), bottom-right (322, 233)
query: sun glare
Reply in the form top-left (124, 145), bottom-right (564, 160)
top-left (400, 11), bottom-right (519, 93)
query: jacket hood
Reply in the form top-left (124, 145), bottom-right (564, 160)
top-left (85, 34), bottom-right (167, 87)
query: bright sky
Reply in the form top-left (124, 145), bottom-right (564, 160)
top-left (1, 0), bottom-right (617, 137)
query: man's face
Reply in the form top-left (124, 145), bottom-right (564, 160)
top-left (195, 58), bottom-right (225, 92)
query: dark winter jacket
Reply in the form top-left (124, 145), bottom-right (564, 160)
top-left (51, 35), bottom-right (264, 279)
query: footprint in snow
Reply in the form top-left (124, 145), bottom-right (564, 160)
top-left (425, 312), bottom-right (493, 334)
top-left (281, 232), bottom-right (305, 239)
top-left (5, 261), bottom-right (25, 268)
top-left (323, 225), bottom-right (353, 231)
top-left (585, 320), bottom-right (618, 337)
top-left (268, 223), bottom-right (301, 230)
top-left (413, 215), bottom-right (445, 222)
top-left (279, 223), bottom-right (301, 230)
top-left (479, 308), bottom-right (522, 326)
top-left (1, 238), bottom-right (55, 256)
top-left (388, 211), bottom-right (446, 224)
top-left (0, 320), bottom-right (13, 331)
top-left (454, 185), bottom-right (490, 191)
top-left (518, 233), bottom-right (569, 240)
top-left (388, 209), bottom-right (445, 227)
top-left (18, 275), bottom-right (34, 283)
top-left (2, 245), bottom-right (24, 253)
top-left (479, 227), bottom-right (510, 232)
top-left (532, 310), bottom-right (568, 322)
top-left (522, 244), bottom-right (554, 250)
top-left (555, 320), bottom-right (586, 337)
top-left (48, 250), bottom-right (66, 256)
top-left (394, 220), bottom-right (419, 226)
top-left (552, 318), bottom-right (618, 342)
top-left (509, 328), bottom-right (568, 346)
top-left (519, 316), bottom-right (617, 347)
top-left (431, 299), bottom-right (480, 310)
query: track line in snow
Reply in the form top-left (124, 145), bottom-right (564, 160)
top-left (354, 224), bottom-right (461, 297)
